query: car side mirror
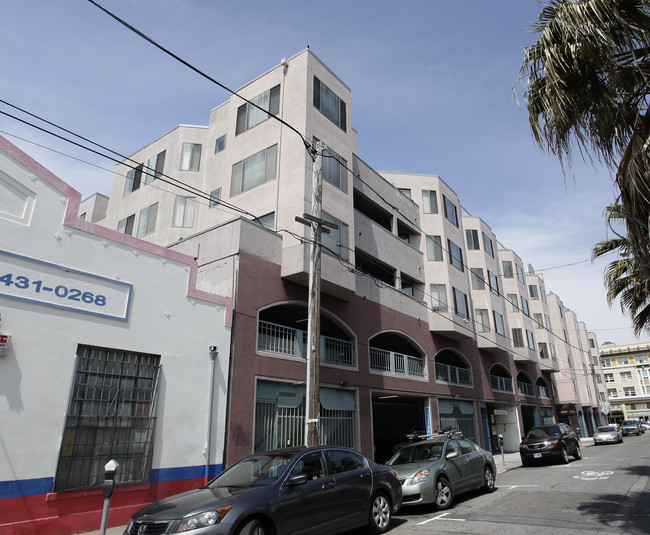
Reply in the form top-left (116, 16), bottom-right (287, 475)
top-left (286, 474), bottom-right (309, 487)
top-left (446, 451), bottom-right (459, 460)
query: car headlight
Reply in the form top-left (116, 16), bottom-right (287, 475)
top-left (175, 505), bottom-right (232, 532)
top-left (410, 469), bottom-right (430, 485)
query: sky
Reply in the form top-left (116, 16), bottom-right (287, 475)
top-left (1, 0), bottom-right (645, 347)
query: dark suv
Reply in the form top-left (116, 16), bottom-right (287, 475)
top-left (519, 423), bottom-right (582, 466)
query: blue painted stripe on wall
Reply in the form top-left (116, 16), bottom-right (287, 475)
top-left (0, 465), bottom-right (223, 499)
top-left (0, 477), bottom-right (53, 499)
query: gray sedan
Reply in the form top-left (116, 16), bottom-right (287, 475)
top-left (593, 425), bottom-right (623, 445)
top-left (387, 436), bottom-right (496, 510)
top-left (123, 446), bottom-right (402, 535)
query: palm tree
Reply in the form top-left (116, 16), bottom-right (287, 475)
top-left (592, 204), bottom-right (650, 335)
top-left (518, 0), bottom-right (650, 264)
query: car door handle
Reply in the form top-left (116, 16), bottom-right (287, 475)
top-left (322, 481), bottom-right (335, 490)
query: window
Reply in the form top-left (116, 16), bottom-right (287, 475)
top-left (521, 296), bottom-right (530, 316)
top-left (236, 85), bottom-right (280, 135)
top-left (624, 387), bottom-right (636, 397)
top-left (550, 343), bottom-right (557, 358)
top-left (466, 229), bottom-right (480, 250)
top-left (422, 190), bottom-right (438, 214)
top-left (255, 212), bottom-right (276, 231)
top-left (618, 357), bottom-right (629, 365)
top-left (452, 287), bottom-right (469, 319)
top-left (482, 233), bottom-right (494, 257)
top-left (529, 284), bottom-right (539, 300)
top-left (328, 449), bottom-right (364, 473)
top-left (209, 188), bottom-right (221, 208)
top-left (398, 188), bottom-right (411, 199)
top-left (540, 287), bottom-right (547, 303)
top-left (470, 268), bottom-right (485, 290)
top-left (488, 271), bottom-right (499, 295)
top-left (443, 195), bottom-right (458, 227)
top-left (173, 196), bottom-right (196, 227)
top-left (545, 315), bottom-right (552, 330)
top-left (502, 260), bottom-right (514, 278)
top-left (526, 329), bottom-right (535, 350)
top-left (144, 151), bottom-right (166, 184)
top-left (180, 142), bottom-right (202, 171)
top-left (475, 309), bottom-right (490, 332)
top-left (431, 284), bottom-right (448, 312)
top-left (214, 135), bottom-right (226, 153)
top-left (533, 313), bottom-right (544, 329)
top-left (448, 239), bottom-right (464, 271)
top-left (316, 139), bottom-right (347, 192)
top-left (54, 344), bottom-right (160, 491)
top-left (322, 211), bottom-right (348, 259)
top-left (313, 76), bottom-right (346, 130)
top-left (636, 355), bottom-right (649, 364)
top-left (493, 311), bottom-right (505, 335)
top-left (117, 214), bottom-right (135, 236)
top-left (137, 203), bottom-right (158, 237)
top-left (426, 235), bottom-right (443, 261)
top-left (516, 264), bottom-right (525, 284)
top-left (604, 373), bottom-right (614, 382)
top-left (124, 164), bottom-right (143, 195)
top-left (621, 371), bottom-right (633, 382)
top-left (607, 388), bottom-right (618, 398)
top-left (539, 342), bottom-right (549, 359)
top-left (231, 144), bottom-right (278, 196)
top-left (601, 358), bottom-right (611, 367)
top-left (506, 294), bottom-right (518, 313)
top-left (512, 328), bottom-right (524, 348)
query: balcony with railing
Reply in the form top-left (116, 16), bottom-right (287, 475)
top-left (258, 320), bottom-right (355, 367)
top-left (369, 347), bottom-right (426, 378)
top-left (537, 384), bottom-right (551, 398)
top-left (517, 381), bottom-right (535, 397)
top-left (435, 362), bottom-right (472, 386)
top-left (490, 374), bottom-right (513, 393)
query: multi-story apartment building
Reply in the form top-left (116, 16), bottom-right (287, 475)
top-left (600, 342), bottom-right (650, 422)
top-left (92, 49), bottom-right (606, 464)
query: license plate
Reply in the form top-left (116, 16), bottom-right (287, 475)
top-left (534, 453), bottom-right (542, 458)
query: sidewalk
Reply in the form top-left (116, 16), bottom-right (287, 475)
top-left (81, 439), bottom-right (595, 535)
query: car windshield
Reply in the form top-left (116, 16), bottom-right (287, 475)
top-left (526, 426), bottom-right (559, 438)
top-left (622, 421), bottom-right (636, 426)
top-left (387, 442), bottom-right (444, 465)
top-left (597, 426), bottom-right (616, 432)
top-left (208, 453), bottom-right (294, 488)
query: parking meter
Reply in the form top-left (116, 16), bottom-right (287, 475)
top-left (103, 459), bottom-right (119, 499)
top-left (100, 460), bottom-right (119, 535)
top-left (497, 434), bottom-right (505, 465)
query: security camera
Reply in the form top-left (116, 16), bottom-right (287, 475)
top-left (209, 345), bottom-right (218, 352)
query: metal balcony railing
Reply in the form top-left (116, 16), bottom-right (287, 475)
top-left (435, 362), bottom-right (472, 386)
top-left (257, 320), bottom-right (355, 366)
top-left (491, 375), bottom-right (513, 393)
top-left (537, 385), bottom-right (551, 398)
top-left (369, 347), bottom-right (426, 378)
top-left (517, 381), bottom-right (535, 396)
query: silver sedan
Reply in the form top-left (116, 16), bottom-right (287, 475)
top-left (593, 425), bottom-right (623, 445)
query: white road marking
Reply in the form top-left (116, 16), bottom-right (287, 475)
top-left (418, 512), bottom-right (466, 525)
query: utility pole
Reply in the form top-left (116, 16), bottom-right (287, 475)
top-left (295, 140), bottom-right (337, 446)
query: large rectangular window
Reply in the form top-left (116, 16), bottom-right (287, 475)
top-left (144, 151), bottom-right (166, 184)
top-left (322, 211), bottom-right (348, 259)
top-left (231, 145), bottom-right (277, 196)
top-left (483, 233), bottom-right (494, 257)
top-left (452, 287), bottom-right (469, 319)
top-left (475, 309), bottom-right (490, 332)
top-left (124, 164), bottom-right (143, 196)
top-left (493, 311), bottom-right (505, 335)
top-left (313, 77), bottom-right (346, 131)
top-left (470, 268), bottom-right (485, 290)
top-left (117, 214), bottom-right (135, 236)
top-left (488, 271), bottom-right (499, 295)
top-left (137, 203), bottom-right (158, 237)
top-left (512, 328), bottom-right (524, 348)
top-left (448, 239), bottom-right (464, 271)
top-left (316, 138), bottom-right (347, 192)
top-left (443, 195), bottom-right (458, 227)
top-left (422, 190), bottom-right (438, 214)
top-left (173, 196), bottom-right (196, 227)
top-left (180, 143), bottom-right (202, 171)
top-left (54, 345), bottom-right (160, 491)
top-left (236, 85), bottom-right (280, 135)
top-left (430, 284), bottom-right (448, 312)
top-left (426, 235), bottom-right (443, 261)
top-left (466, 229), bottom-right (480, 250)
top-left (502, 260), bottom-right (513, 278)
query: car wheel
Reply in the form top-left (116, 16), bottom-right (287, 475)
top-left (560, 447), bottom-right (570, 464)
top-left (368, 493), bottom-right (392, 534)
top-left (521, 457), bottom-right (531, 467)
top-left (573, 443), bottom-right (582, 460)
top-left (482, 466), bottom-right (495, 492)
top-left (434, 477), bottom-right (454, 510)
top-left (237, 519), bottom-right (266, 535)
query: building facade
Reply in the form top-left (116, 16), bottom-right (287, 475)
top-left (600, 342), bottom-right (650, 422)
top-left (95, 48), bottom-right (609, 464)
top-left (0, 137), bottom-right (233, 534)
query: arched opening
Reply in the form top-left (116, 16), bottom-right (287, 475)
top-left (490, 364), bottom-right (513, 393)
top-left (368, 331), bottom-right (426, 378)
top-left (434, 349), bottom-right (472, 386)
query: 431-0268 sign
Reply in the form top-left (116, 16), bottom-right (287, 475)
top-left (0, 250), bottom-right (133, 321)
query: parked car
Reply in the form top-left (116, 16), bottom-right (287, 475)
top-left (621, 420), bottom-right (644, 436)
top-left (386, 435), bottom-right (496, 510)
top-left (593, 425), bottom-right (623, 445)
top-left (123, 446), bottom-right (402, 535)
top-left (639, 421), bottom-right (650, 431)
top-left (519, 423), bottom-right (582, 466)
